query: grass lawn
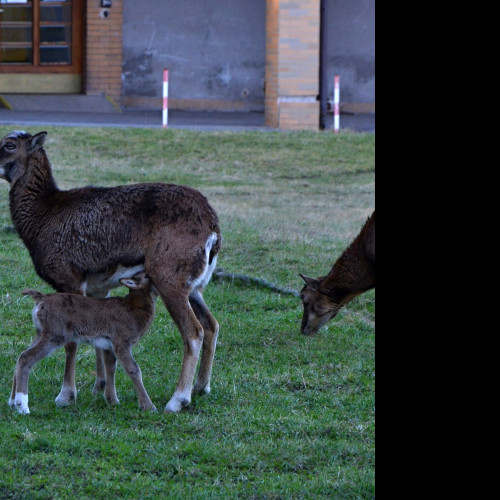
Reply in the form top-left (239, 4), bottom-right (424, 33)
top-left (0, 126), bottom-right (375, 499)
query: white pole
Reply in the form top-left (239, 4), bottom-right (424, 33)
top-left (334, 75), bottom-right (340, 133)
top-left (162, 69), bottom-right (169, 129)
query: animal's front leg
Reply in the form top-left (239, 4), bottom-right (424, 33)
top-left (87, 289), bottom-right (110, 395)
top-left (55, 342), bottom-right (78, 407)
top-left (13, 336), bottom-right (59, 414)
top-left (102, 349), bottom-right (119, 405)
top-left (115, 346), bottom-right (156, 412)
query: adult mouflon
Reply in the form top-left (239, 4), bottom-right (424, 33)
top-left (300, 211), bottom-right (375, 335)
top-left (0, 130), bottom-right (221, 413)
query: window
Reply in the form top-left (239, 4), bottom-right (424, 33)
top-left (0, 0), bottom-right (81, 71)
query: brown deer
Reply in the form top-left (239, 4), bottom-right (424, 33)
top-left (0, 130), bottom-right (221, 413)
top-left (300, 211), bottom-right (375, 335)
top-left (10, 273), bottom-right (158, 415)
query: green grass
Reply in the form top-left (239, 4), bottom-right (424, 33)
top-left (0, 126), bottom-right (375, 499)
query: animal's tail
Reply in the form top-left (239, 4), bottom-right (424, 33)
top-left (209, 232), bottom-right (222, 266)
top-left (22, 289), bottom-right (44, 301)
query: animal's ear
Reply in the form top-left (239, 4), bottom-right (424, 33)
top-left (300, 274), bottom-right (319, 291)
top-left (120, 277), bottom-right (141, 290)
top-left (29, 132), bottom-right (47, 152)
top-left (120, 272), bottom-right (149, 290)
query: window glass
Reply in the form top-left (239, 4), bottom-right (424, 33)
top-left (40, 3), bottom-right (71, 23)
top-left (0, 4), bottom-right (32, 23)
top-left (1, 26), bottom-right (31, 43)
top-left (1, 47), bottom-right (32, 64)
top-left (1, 0), bottom-right (72, 66)
top-left (40, 45), bottom-right (69, 64)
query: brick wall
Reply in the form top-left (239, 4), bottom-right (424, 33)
top-left (82, 0), bottom-right (322, 127)
top-left (85, 0), bottom-right (123, 103)
top-left (265, 0), bottom-right (320, 130)
top-left (265, 0), bottom-right (280, 127)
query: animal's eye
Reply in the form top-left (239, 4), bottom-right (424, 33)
top-left (5, 142), bottom-right (16, 151)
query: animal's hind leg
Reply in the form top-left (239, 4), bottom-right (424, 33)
top-left (55, 342), bottom-right (78, 407)
top-left (190, 289), bottom-right (219, 396)
top-left (160, 287), bottom-right (205, 413)
top-left (9, 372), bottom-right (17, 408)
top-left (10, 328), bottom-right (42, 407)
top-left (11, 334), bottom-right (60, 414)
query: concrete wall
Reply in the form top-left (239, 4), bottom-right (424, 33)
top-left (122, 0), bottom-right (375, 114)
top-left (122, 0), bottom-right (266, 111)
top-left (326, 0), bottom-right (375, 112)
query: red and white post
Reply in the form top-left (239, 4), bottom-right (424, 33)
top-left (334, 75), bottom-right (340, 133)
top-left (162, 69), bottom-right (169, 129)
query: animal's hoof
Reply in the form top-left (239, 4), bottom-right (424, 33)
top-left (164, 397), bottom-right (190, 414)
top-left (12, 393), bottom-right (30, 414)
top-left (193, 382), bottom-right (211, 396)
top-left (16, 405), bottom-right (30, 415)
top-left (105, 396), bottom-right (120, 406)
top-left (92, 379), bottom-right (106, 395)
top-left (55, 388), bottom-right (77, 407)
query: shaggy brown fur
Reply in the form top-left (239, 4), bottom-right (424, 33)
top-left (1, 130), bottom-right (221, 413)
top-left (300, 211), bottom-right (375, 335)
top-left (10, 273), bottom-right (158, 414)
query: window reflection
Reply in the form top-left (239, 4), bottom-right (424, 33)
top-left (0, 1), bottom-right (33, 64)
top-left (0, 0), bottom-right (72, 66)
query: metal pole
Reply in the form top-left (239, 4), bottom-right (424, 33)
top-left (334, 75), bottom-right (340, 133)
top-left (319, 0), bottom-right (328, 130)
top-left (162, 69), bottom-right (169, 129)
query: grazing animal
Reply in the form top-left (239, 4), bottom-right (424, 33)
top-left (0, 130), bottom-right (221, 413)
top-left (300, 211), bottom-right (375, 335)
top-left (10, 273), bottom-right (158, 415)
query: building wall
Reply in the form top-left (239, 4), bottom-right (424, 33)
top-left (81, 0), bottom-right (375, 125)
top-left (122, 0), bottom-right (266, 111)
top-left (326, 0), bottom-right (375, 112)
top-left (265, 0), bottom-right (280, 127)
top-left (85, 0), bottom-right (123, 102)
top-left (0, 0), bottom-right (374, 127)
top-left (265, 0), bottom-right (321, 130)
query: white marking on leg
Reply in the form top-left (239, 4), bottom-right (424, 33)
top-left (165, 389), bottom-right (192, 413)
top-left (14, 393), bottom-right (30, 415)
top-left (32, 303), bottom-right (43, 331)
top-left (190, 338), bottom-right (202, 358)
top-left (90, 338), bottom-right (114, 351)
top-left (165, 338), bottom-right (203, 413)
